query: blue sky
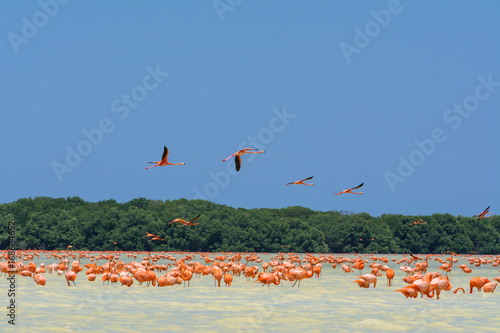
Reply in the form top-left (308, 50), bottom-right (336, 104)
top-left (1, 0), bottom-right (499, 217)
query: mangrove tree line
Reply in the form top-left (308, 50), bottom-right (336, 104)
top-left (1, 197), bottom-right (499, 253)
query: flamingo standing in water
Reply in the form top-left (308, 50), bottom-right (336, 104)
top-left (33, 274), bottom-right (46, 286)
top-left (222, 148), bottom-right (264, 172)
top-left (476, 206), bottom-right (492, 220)
top-left (256, 272), bottom-right (280, 287)
top-left (385, 268), bottom-right (395, 286)
top-left (334, 183), bottom-right (364, 195)
top-left (287, 176), bottom-right (314, 186)
top-left (469, 277), bottom-right (491, 293)
top-left (146, 146), bottom-right (185, 169)
top-left (169, 214), bottom-right (201, 228)
top-left (65, 271), bottom-right (77, 286)
top-left (353, 273), bottom-right (378, 288)
top-left (223, 273), bottom-right (233, 287)
top-left (287, 267), bottom-right (314, 287)
top-left (483, 282), bottom-right (497, 293)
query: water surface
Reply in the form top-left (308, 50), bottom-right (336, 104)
top-left (2, 253), bottom-right (499, 332)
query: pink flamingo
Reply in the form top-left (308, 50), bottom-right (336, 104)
top-left (476, 206), bottom-right (492, 220)
top-left (334, 183), bottom-right (364, 195)
top-left (169, 214), bottom-right (201, 228)
top-left (146, 146), bottom-right (185, 169)
top-left (409, 220), bottom-right (427, 226)
top-left (287, 176), bottom-right (314, 186)
top-left (222, 148), bottom-right (264, 172)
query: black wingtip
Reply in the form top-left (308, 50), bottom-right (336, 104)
top-left (162, 146), bottom-right (168, 160)
top-left (235, 155), bottom-right (241, 172)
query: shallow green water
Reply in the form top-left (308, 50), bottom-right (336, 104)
top-left (1, 253), bottom-right (499, 332)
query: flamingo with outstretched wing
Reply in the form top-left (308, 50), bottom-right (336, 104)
top-left (169, 214), bottom-right (201, 228)
top-left (409, 220), bottom-right (427, 226)
top-left (287, 176), bottom-right (314, 185)
top-left (222, 148), bottom-right (264, 172)
top-left (476, 206), bottom-right (492, 220)
top-left (334, 183), bottom-right (364, 195)
top-left (146, 146), bottom-right (185, 169)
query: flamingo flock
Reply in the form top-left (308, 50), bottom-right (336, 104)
top-left (144, 145), bottom-right (491, 221)
top-left (2, 250), bottom-right (499, 303)
top-left (5, 145), bottom-right (493, 305)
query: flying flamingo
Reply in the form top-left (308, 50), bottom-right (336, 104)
top-left (476, 206), bottom-right (492, 220)
top-left (146, 146), bottom-right (185, 169)
top-left (409, 220), bottom-right (427, 226)
top-left (334, 183), bottom-right (364, 195)
top-left (169, 214), bottom-right (201, 228)
top-left (287, 176), bottom-right (314, 186)
top-left (222, 148), bottom-right (264, 172)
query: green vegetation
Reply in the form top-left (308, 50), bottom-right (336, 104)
top-left (1, 197), bottom-right (499, 253)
